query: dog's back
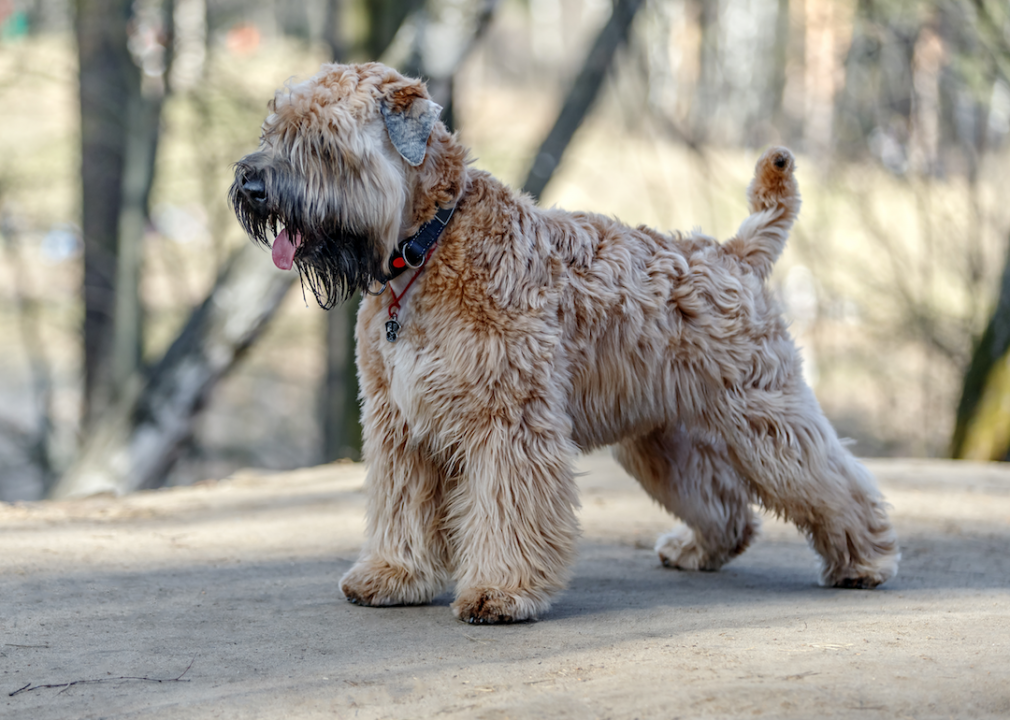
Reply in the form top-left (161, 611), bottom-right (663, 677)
top-left (438, 151), bottom-right (801, 452)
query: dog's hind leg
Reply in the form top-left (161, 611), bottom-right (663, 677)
top-left (615, 426), bottom-right (759, 571)
top-left (708, 376), bottom-right (900, 588)
top-left (339, 400), bottom-right (452, 607)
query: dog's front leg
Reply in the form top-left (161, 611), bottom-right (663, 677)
top-left (339, 400), bottom-right (451, 607)
top-left (447, 413), bottom-right (581, 624)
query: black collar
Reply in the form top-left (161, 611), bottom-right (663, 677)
top-left (384, 204), bottom-right (457, 281)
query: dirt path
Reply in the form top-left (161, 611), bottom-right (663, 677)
top-left (2, 454), bottom-right (1009, 719)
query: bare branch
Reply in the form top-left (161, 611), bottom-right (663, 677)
top-left (521, 0), bottom-right (646, 201)
top-left (50, 245), bottom-right (293, 498)
top-left (10, 657), bottom-right (195, 697)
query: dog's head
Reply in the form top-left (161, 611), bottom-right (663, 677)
top-left (230, 63), bottom-right (461, 308)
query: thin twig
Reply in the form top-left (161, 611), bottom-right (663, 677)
top-left (9, 657), bottom-right (195, 697)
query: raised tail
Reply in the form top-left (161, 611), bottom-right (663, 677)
top-left (723, 147), bottom-right (801, 281)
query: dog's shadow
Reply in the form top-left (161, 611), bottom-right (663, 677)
top-left (545, 530), bottom-right (1010, 621)
top-left (343, 520), bottom-right (1010, 625)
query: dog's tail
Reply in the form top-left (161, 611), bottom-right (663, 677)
top-left (723, 147), bottom-right (800, 281)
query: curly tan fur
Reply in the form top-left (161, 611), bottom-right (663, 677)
top-left (232, 63), bottom-right (900, 624)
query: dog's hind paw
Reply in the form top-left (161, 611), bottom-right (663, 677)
top-left (451, 587), bottom-right (549, 624)
top-left (817, 507), bottom-right (901, 589)
top-left (822, 548), bottom-right (901, 590)
top-left (656, 526), bottom-right (720, 571)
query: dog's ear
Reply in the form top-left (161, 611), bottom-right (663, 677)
top-left (380, 85), bottom-right (442, 167)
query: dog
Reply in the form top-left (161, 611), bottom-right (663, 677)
top-left (231, 62), bottom-right (900, 624)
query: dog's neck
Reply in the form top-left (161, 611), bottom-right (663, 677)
top-left (381, 202), bottom-right (459, 341)
top-left (375, 125), bottom-right (469, 297)
top-left (384, 204), bottom-right (457, 282)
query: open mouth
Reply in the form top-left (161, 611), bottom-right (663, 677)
top-left (231, 185), bottom-right (383, 308)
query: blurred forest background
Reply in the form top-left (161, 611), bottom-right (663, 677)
top-left (1, 0), bottom-right (1010, 501)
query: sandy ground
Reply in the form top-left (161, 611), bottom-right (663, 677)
top-left (2, 453), bottom-right (1009, 719)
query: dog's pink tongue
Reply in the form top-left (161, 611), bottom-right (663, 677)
top-left (272, 229), bottom-right (302, 271)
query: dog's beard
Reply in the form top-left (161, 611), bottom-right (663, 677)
top-left (229, 177), bottom-right (385, 310)
top-left (291, 226), bottom-right (384, 310)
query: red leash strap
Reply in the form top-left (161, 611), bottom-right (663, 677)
top-left (385, 243), bottom-right (439, 342)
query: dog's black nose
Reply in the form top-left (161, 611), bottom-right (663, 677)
top-left (241, 174), bottom-right (267, 206)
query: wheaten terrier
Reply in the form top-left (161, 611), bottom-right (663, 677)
top-left (231, 63), bottom-right (900, 624)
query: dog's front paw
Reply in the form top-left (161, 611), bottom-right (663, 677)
top-left (339, 559), bottom-right (440, 607)
top-left (451, 587), bottom-right (549, 624)
top-left (656, 525), bottom-right (718, 571)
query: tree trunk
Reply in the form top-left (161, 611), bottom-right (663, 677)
top-left (322, 294), bottom-right (362, 461)
top-left (768, 0), bottom-right (791, 137)
top-left (521, 0), bottom-right (645, 202)
top-left (323, 0), bottom-right (346, 64)
top-left (113, 90), bottom-right (164, 389)
top-left (951, 240), bottom-right (1010, 460)
top-left (77, 0), bottom-right (137, 427)
top-left (689, 0), bottom-right (720, 145)
top-left (114, 1), bottom-right (174, 389)
top-left (834, 0), bottom-right (918, 162)
top-left (319, 0), bottom-right (360, 462)
top-left (51, 244), bottom-right (294, 498)
top-left (362, 0), bottom-right (424, 59)
top-left (79, 0), bottom-right (173, 417)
